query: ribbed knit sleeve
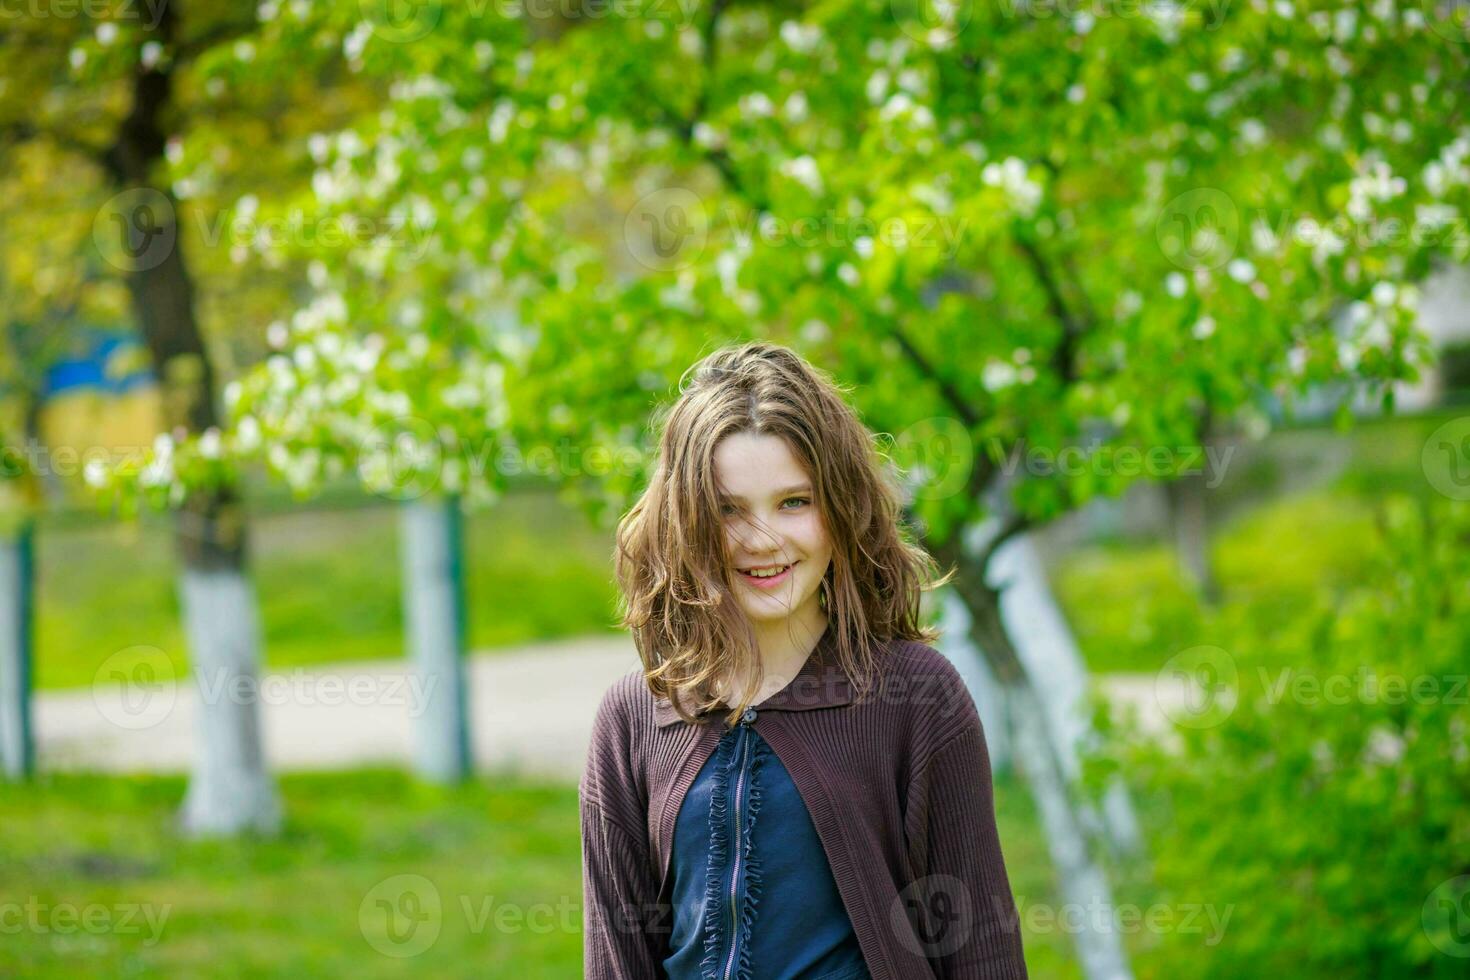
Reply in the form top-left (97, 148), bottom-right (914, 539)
top-left (905, 718), bottom-right (1029, 979)
top-left (580, 675), bottom-right (668, 978)
top-left (580, 795), bottom-right (665, 979)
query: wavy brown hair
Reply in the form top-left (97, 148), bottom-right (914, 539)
top-left (614, 341), bottom-right (949, 728)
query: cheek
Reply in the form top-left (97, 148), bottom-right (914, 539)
top-left (793, 513), bottom-right (831, 558)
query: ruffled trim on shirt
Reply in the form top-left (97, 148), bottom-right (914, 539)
top-left (697, 728), bottom-right (766, 980)
top-left (698, 733), bottom-right (732, 979)
top-left (735, 743), bottom-right (766, 980)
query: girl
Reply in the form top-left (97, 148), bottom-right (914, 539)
top-left (581, 342), bottom-right (1027, 979)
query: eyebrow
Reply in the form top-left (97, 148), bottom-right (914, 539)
top-left (719, 484), bottom-right (812, 502)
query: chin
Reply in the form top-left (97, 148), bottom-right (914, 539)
top-left (735, 587), bottom-right (820, 624)
top-left (739, 601), bottom-right (808, 624)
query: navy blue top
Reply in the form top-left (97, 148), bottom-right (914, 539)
top-left (663, 706), bottom-right (871, 980)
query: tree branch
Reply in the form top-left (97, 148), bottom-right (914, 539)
top-left (887, 321), bottom-right (980, 431)
top-left (975, 510), bottom-right (1031, 573)
top-left (1015, 234), bottom-right (1088, 383)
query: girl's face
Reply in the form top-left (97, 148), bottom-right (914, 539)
top-left (712, 431), bottom-right (833, 626)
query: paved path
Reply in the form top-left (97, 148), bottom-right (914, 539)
top-left (36, 635), bottom-right (1175, 781)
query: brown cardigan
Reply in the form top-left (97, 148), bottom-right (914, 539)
top-left (579, 626), bottom-right (1029, 979)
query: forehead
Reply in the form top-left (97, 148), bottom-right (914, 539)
top-left (712, 432), bottom-right (811, 499)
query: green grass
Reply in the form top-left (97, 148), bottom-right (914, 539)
top-left (1054, 489), bottom-right (1383, 674)
top-left (36, 490), bottom-right (621, 690)
top-left (0, 769), bottom-right (1082, 979)
top-left (0, 770), bottom-right (584, 978)
top-left (1051, 407), bottom-right (1470, 675)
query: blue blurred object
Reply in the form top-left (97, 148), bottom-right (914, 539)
top-left (41, 330), bottom-right (154, 400)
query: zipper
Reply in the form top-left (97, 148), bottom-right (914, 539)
top-left (720, 706), bottom-right (758, 980)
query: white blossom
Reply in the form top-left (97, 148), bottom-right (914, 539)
top-left (740, 92), bottom-right (775, 118)
top-left (1346, 159), bottom-right (1405, 221)
top-left (1288, 345), bottom-right (1309, 375)
top-left (780, 21), bottom-right (822, 54)
top-left (866, 71), bottom-right (889, 105)
top-left (981, 157), bottom-right (1041, 217)
top-left (982, 360), bottom-right (1017, 391)
top-left (1228, 258), bottom-right (1257, 283)
top-left (780, 155), bottom-right (824, 195)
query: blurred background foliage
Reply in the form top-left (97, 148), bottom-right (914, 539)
top-left (3, 0), bottom-right (1470, 977)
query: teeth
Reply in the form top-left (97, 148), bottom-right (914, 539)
top-left (744, 564), bottom-right (789, 578)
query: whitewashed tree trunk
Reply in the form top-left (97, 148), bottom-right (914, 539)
top-left (1006, 681), bottom-right (1134, 980)
top-left (0, 523), bottom-right (34, 779)
top-left (178, 566), bottom-right (281, 836)
top-left (936, 592), bottom-right (1011, 772)
top-left (933, 524), bottom-right (1137, 980)
top-left (401, 495), bottom-right (471, 783)
top-left (981, 532), bottom-right (1142, 855)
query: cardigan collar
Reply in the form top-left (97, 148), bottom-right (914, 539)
top-left (652, 623), bottom-right (854, 728)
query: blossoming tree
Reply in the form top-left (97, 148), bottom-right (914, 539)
top-left (89, 0), bottom-right (1470, 971)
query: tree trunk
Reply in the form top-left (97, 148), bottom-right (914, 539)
top-left (101, 0), bottom-right (279, 835)
top-left (177, 563), bottom-right (281, 835)
top-left (984, 533), bottom-right (1143, 855)
top-left (932, 535), bottom-right (1135, 980)
top-left (934, 591), bottom-right (1012, 773)
top-left (401, 494), bottom-right (472, 783)
top-left (1164, 467), bottom-right (1220, 604)
top-left (1004, 679), bottom-right (1133, 980)
top-left (0, 520), bottom-right (34, 779)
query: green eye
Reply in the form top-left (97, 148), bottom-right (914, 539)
top-left (782, 497), bottom-right (810, 509)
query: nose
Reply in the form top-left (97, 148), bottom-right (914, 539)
top-left (730, 511), bottom-right (784, 560)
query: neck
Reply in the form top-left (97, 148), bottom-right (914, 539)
top-left (718, 602), bottom-right (829, 707)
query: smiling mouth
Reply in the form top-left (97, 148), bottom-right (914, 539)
top-left (736, 561), bottom-right (797, 588)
